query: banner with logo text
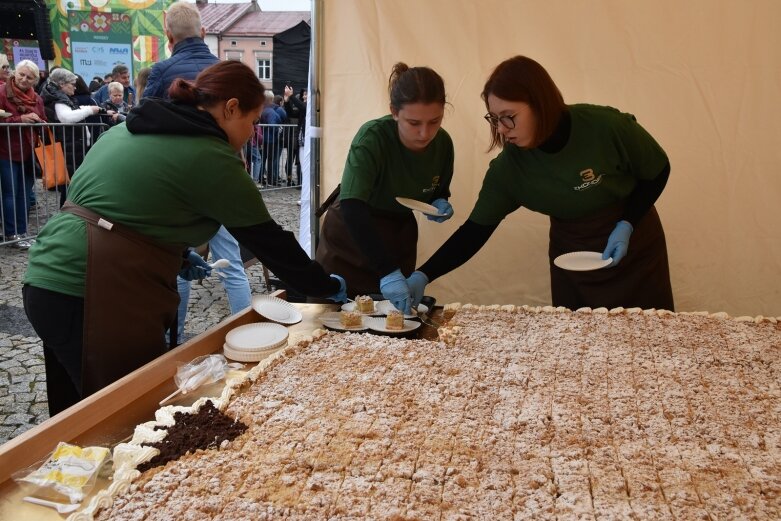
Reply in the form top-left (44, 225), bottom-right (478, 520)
top-left (68, 11), bottom-right (133, 82)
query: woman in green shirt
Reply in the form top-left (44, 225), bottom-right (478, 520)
top-left (407, 55), bottom-right (674, 311)
top-left (23, 61), bottom-right (346, 415)
top-left (316, 63), bottom-right (455, 313)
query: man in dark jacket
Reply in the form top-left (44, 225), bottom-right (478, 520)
top-left (142, 1), bottom-right (219, 99)
top-left (92, 64), bottom-right (135, 106)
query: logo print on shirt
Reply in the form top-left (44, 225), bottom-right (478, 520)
top-left (573, 168), bottom-right (603, 191)
top-left (422, 175), bottom-right (441, 194)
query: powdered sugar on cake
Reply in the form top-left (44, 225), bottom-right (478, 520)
top-left (73, 306), bottom-right (781, 520)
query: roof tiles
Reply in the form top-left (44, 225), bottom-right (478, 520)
top-left (223, 10), bottom-right (310, 37)
top-left (198, 3), bottom-right (252, 34)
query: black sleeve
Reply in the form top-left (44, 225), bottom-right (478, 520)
top-left (340, 198), bottom-right (397, 277)
top-left (285, 95), bottom-right (305, 113)
top-left (418, 219), bottom-right (498, 282)
top-left (622, 161), bottom-right (670, 226)
top-left (227, 221), bottom-right (340, 298)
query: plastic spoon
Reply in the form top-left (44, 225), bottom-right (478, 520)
top-left (23, 496), bottom-right (80, 514)
top-left (209, 259), bottom-right (231, 270)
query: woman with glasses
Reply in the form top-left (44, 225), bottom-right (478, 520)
top-left (406, 55), bottom-right (674, 311)
top-left (315, 62), bottom-right (455, 312)
top-left (41, 68), bottom-right (105, 206)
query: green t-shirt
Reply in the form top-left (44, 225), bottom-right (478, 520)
top-left (339, 115), bottom-right (454, 212)
top-left (469, 104), bottom-right (668, 225)
top-left (24, 123), bottom-right (272, 297)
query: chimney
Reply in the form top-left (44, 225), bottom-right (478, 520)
top-left (249, 0), bottom-right (260, 12)
top-left (195, 0), bottom-right (207, 5)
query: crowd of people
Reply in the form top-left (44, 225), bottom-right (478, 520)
top-left (5, 0), bottom-right (673, 415)
top-left (0, 60), bottom-right (137, 249)
top-left (0, 56), bottom-right (303, 251)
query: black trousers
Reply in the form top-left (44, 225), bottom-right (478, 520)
top-left (23, 285), bottom-right (84, 416)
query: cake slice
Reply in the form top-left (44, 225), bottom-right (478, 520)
top-left (355, 295), bottom-right (374, 313)
top-left (340, 311), bottom-right (362, 328)
top-left (385, 310), bottom-right (404, 330)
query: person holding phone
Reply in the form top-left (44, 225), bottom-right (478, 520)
top-left (315, 63), bottom-right (455, 313)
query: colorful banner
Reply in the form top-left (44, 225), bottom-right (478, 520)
top-left (69, 11), bottom-right (133, 81)
top-left (44, 0), bottom-right (172, 77)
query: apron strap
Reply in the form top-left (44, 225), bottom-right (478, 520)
top-left (61, 201), bottom-right (183, 257)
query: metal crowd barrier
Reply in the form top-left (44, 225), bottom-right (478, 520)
top-left (1, 122), bottom-right (299, 247)
top-left (0, 121), bottom-right (109, 247)
top-left (247, 123), bottom-right (302, 190)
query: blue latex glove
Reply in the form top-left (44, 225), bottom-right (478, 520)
top-left (380, 269), bottom-right (412, 314)
top-left (427, 198), bottom-right (454, 223)
top-left (602, 220), bottom-right (633, 267)
top-left (406, 271), bottom-right (429, 309)
top-left (179, 250), bottom-right (212, 281)
top-left (326, 274), bottom-right (348, 303)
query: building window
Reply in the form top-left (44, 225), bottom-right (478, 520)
top-left (260, 40), bottom-right (267, 46)
top-left (225, 51), bottom-right (243, 61)
top-left (257, 59), bottom-right (271, 80)
top-left (230, 40), bottom-right (237, 47)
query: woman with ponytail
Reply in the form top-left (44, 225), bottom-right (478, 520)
top-left (23, 60), bottom-right (346, 415)
top-left (315, 62), bottom-right (455, 313)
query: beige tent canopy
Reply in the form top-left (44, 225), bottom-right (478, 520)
top-left (308, 0), bottom-right (781, 317)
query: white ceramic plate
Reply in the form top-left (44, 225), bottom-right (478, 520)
top-left (252, 295), bottom-right (303, 324)
top-left (553, 251), bottom-right (612, 272)
top-left (375, 300), bottom-right (429, 319)
top-left (341, 301), bottom-right (378, 315)
top-left (395, 197), bottom-right (445, 217)
top-left (366, 317), bottom-right (422, 334)
top-left (225, 322), bottom-right (289, 351)
top-left (223, 343), bottom-right (282, 362)
top-left (318, 311), bottom-right (368, 331)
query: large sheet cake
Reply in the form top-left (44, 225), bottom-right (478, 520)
top-left (70, 304), bottom-right (781, 520)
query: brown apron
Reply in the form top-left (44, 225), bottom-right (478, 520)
top-left (548, 203), bottom-right (674, 311)
top-left (61, 202), bottom-right (184, 396)
top-left (315, 199), bottom-right (417, 296)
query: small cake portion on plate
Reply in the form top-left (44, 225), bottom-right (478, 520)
top-left (385, 309), bottom-right (404, 330)
top-left (340, 310), bottom-right (362, 328)
top-left (355, 295), bottom-right (375, 313)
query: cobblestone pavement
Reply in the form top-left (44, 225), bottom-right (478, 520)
top-left (0, 187), bottom-right (303, 446)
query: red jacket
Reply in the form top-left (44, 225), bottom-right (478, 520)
top-left (0, 81), bottom-right (47, 162)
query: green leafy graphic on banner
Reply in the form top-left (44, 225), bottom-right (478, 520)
top-left (69, 11), bottom-right (132, 35)
top-left (134, 9), bottom-right (165, 35)
top-left (45, 0), bottom-right (174, 74)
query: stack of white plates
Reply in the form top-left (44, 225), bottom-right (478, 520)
top-left (223, 322), bottom-right (289, 362)
top-left (252, 294), bottom-right (303, 324)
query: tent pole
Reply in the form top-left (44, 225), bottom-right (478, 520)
top-left (305, 0), bottom-right (323, 257)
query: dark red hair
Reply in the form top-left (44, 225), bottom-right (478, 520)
top-left (168, 60), bottom-right (265, 113)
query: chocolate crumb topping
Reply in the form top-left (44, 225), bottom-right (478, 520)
top-left (137, 401), bottom-right (247, 472)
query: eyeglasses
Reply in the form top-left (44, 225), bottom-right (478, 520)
top-left (484, 112), bottom-right (517, 129)
top-left (1, 65), bottom-right (9, 70)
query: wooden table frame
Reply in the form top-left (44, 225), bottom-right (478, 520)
top-left (0, 295), bottom-right (439, 519)
top-left (0, 290), bottom-right (322, 518)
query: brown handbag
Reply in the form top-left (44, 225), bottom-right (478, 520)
top-left (35, 127), bottom-right (70, 189)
